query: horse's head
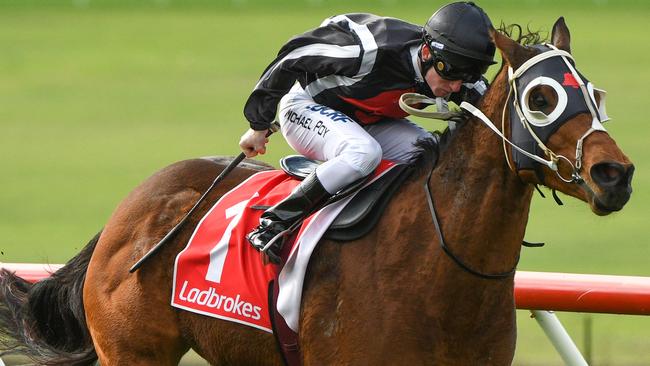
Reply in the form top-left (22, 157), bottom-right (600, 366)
top-left (488, 18), bottom-right (634, 215)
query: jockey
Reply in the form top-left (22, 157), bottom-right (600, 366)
top-left (240, 1), bottom-right (496, 263)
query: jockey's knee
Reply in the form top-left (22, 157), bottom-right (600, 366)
top-left (316, 138), bottom-right (382, 194)
top-left (343, 137), bottom-right (382, 177)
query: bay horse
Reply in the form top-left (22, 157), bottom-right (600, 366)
top-left (0, 19), bottom-right (634, 365)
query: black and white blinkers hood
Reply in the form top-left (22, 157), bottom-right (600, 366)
top-left (509, 44), bottom-right (610, 172)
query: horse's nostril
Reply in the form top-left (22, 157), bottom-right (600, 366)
top-left (603, 166), bottom-right (619, 179)
top-left (591, 162), bottom-right (627, 188)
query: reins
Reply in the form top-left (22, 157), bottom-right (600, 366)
top-left (423, 161), bottom-right (519, 280)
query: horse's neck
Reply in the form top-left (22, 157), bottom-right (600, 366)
top-left (425, 73), bottom-right (534, 288)
top-left (388, 81), bottom-right (534, 358)
top-left (430, 120), bottom-right (532, 277)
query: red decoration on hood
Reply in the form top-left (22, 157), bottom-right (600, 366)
top-left (562, 73), bottom-right (580, 89)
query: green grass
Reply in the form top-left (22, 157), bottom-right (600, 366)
top-left (0, 2), bottom-right (649, 365)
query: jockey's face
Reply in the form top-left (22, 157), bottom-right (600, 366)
top-left (421, 44), bottom-right (463, 97)
top-left (425, 67), bottom-right (463, 97)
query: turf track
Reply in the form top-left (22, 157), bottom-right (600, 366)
top-left (1, 1), bottom-right (648, 364)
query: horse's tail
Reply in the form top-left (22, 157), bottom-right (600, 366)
top-left (0, 231), bottom-right (101, 366)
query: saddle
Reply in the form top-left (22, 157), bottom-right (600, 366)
top-left (279, 155), bottom-right (412, 241)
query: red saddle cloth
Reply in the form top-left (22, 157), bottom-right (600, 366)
top-left (171, 160), bottom-right (396, 332)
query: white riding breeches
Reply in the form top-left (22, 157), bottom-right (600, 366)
top-left (278, 85), bottom-right (432, 194)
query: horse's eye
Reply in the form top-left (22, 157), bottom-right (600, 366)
top-left (529, 92), bottom-right (548, 110)
top-left (521, 80), bottom-right (563, 125)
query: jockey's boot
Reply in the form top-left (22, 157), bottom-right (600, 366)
top-left (247, 172), bottom-right (330, 264)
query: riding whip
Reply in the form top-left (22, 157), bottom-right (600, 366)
top-left (129, 122), bottom-right (280, 273)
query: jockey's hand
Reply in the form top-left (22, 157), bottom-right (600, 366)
top-left (239, 128), bottom-right (269, 158)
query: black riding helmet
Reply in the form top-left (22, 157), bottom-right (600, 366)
top-left (422, 2), bottom-right (496, 83)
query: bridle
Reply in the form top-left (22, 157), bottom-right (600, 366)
top-left (461, 44), bottom-right (609, 195)
top-left (400, 44), bottom-right (610, 280)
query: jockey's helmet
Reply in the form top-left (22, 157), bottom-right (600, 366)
top-left (422, 1), bottom-right (496, 83)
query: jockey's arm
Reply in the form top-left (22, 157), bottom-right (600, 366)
top-left (242, 16), bottom-right (362, 134)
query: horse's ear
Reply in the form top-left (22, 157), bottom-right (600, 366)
top-left (551, 17), bottom-right (571, 53)
top-left (490, 27), bottom-right (527, 70)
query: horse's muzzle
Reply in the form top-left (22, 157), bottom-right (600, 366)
top-left (590, 162), bottom-right (635, 214)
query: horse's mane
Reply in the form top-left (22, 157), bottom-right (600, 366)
top-left (407, 130), bottom-right (450, 175)
top-left (497, 23), bottom-right (547, 46)
top-left (407, 24), bottom-right (548, 174)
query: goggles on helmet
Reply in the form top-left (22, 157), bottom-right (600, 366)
top-left (432, 56), bottom-right (484, 83)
